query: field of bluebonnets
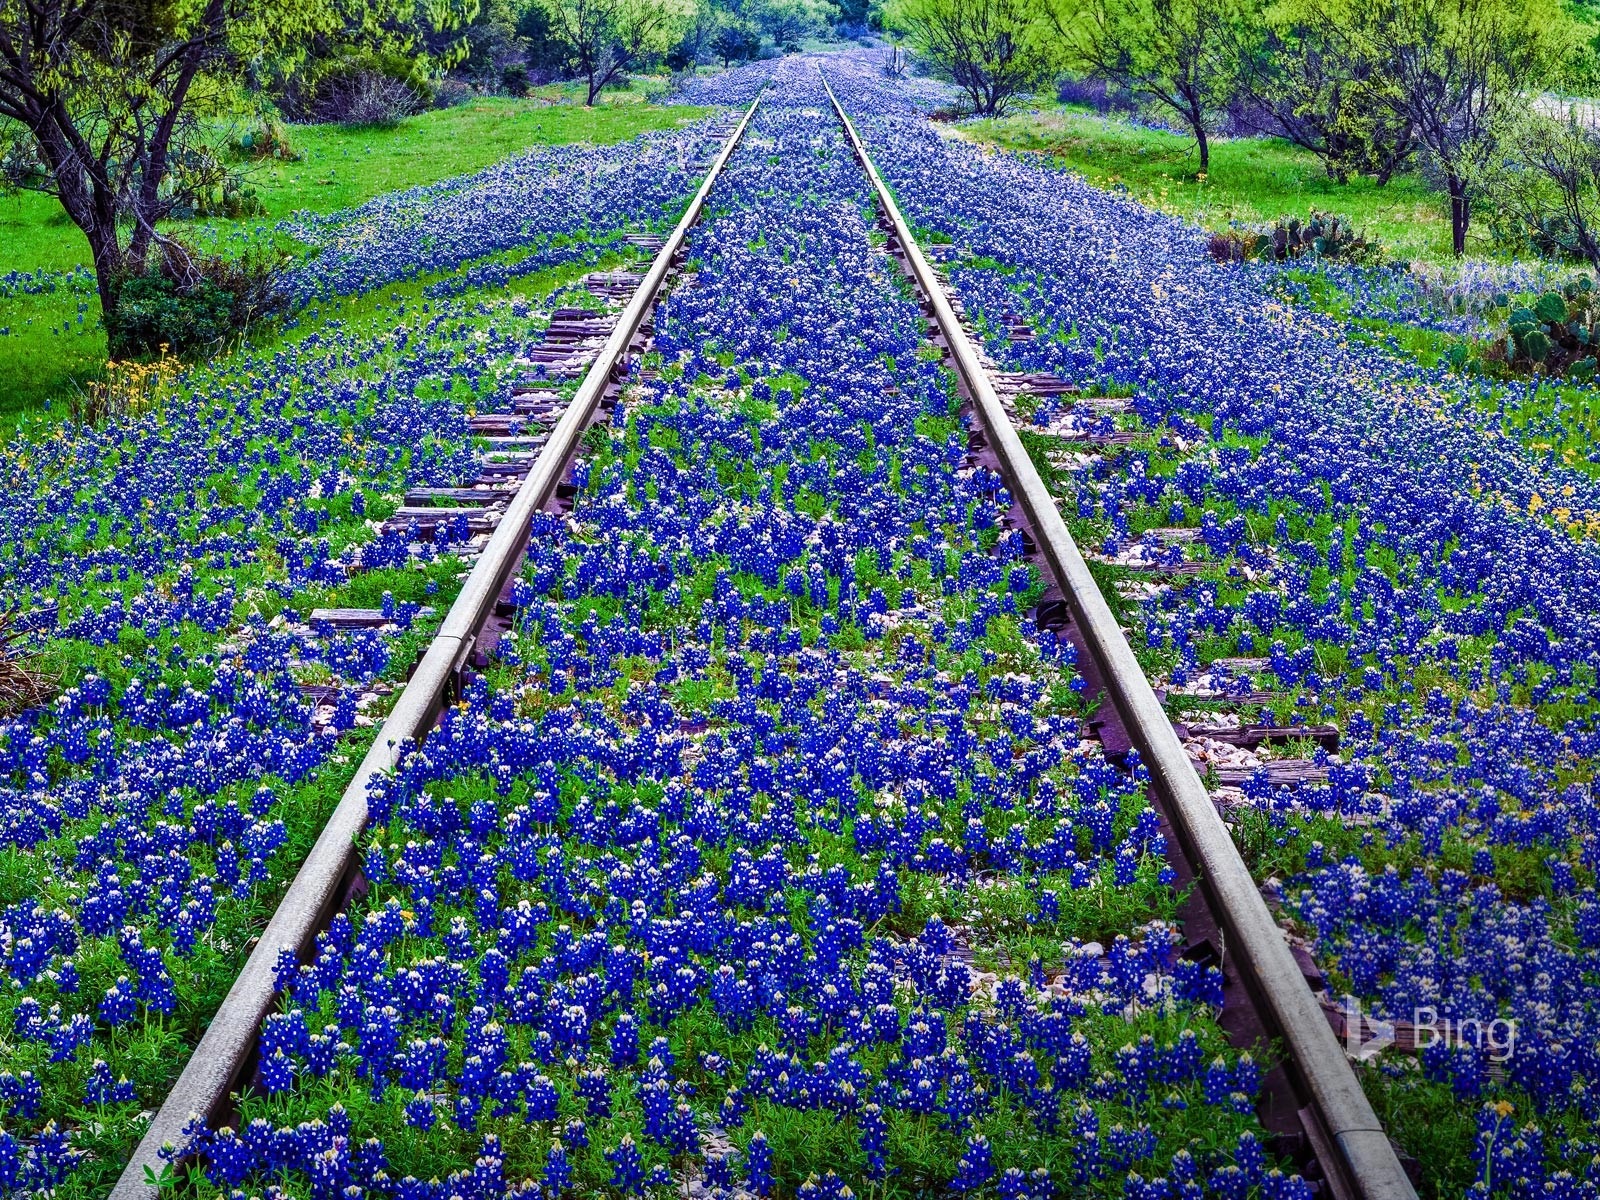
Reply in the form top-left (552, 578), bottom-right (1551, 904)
top-left (156, 60), bottom-right (1296, 1199)
top-left (0, 116), bottom-right (732, 1194)
top-left (821, 52), bottom-right (1600, 1199)
top-left (3, 41), bottom-right (1600, 1200)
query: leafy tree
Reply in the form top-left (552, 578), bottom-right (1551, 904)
top-left (1234, 6), bottom-right (1415, 184)
top-left (1485, 109), bottom-right (1600, 271)
top-left (885, 0), bottom-right (1053, 116)
top-left (834, 0), bottom-right (871, 32)
top-left (515, 0), bottom-right (573, 77)
top-left (536, 0), bottom-right (692, 103)
top-left (460, 0), bottom-right (525, 86)
top-left (710, 16), bottom-right (762, 64)
top-left (1049, 0), bottom-right (1252, 172)
top-left (1348, 0), bottom-right (1573, 254)
top-left (749, 0), bottom-right (835, 50)
top-left (666, 0), bottom-right (719, 68)
top-left (0, 0), bottom-right (469, 348)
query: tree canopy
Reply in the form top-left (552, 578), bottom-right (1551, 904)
top-left (535, 0), bottom-right (692, 103)
top-left (885, 0), bottom-right (1052, 116)
top-left (0, 0), bottom-right (472, 345)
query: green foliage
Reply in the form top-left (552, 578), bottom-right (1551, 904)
top-left (230, 117), bottom-right (300, 162)
top-left (1337, 0), bottom-right (1578, 254)
top-left (1488, 275), bottom-right (1600, 378)
top-left (1236, 4), bottom-right (1417, 184)
top-left (0, 0), bottom-right (477, 334)
top-left (1045, 0), bottom-right (1250, 171)
top-left (536, 0), bottom-right (694, 103)
top-left (747, 0), bottom-right (839, 48)
top-left (515, 0), bottom-right (575, 75)
top-left (107, 243), bottom-right (288, 360)
top-left (964, 105), bottom-right (1454, 260)
top-left (1207, 209), bottom-right (1382, 263)
top-left (1483, 109), bottom-right (1600, 271)
top-left (711, 15), bottom-right (763, 62)
top-left (884, 0), bottom-right (1054, 116)
top-left (0, 96), bottom-right (711, 417)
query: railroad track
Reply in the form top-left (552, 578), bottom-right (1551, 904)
top-left (110, 95), bottom-right (764, 1200)
top-left (817, 74), bottom-right (1417, 1200)
top-left (111, 80), bottom-right (1413, 1200)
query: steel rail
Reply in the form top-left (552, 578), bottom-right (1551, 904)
top-left (820, 73), bottom-right (1416, 1200)
top-left (110, 92), bottom-right (763, 1200)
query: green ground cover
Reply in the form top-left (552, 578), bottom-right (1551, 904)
top-left (961, 104), bottom-right (1456, 263)
top-left (0, 94), bottom-right (709, 418)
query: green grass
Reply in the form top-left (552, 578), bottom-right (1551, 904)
top-left (0, 93), bottom-right (711, 418)
top-left (959, 102), bottom-right (1456, 263)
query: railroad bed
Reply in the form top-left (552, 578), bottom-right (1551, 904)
top-left (109, 70), bottom-right (1415, 1200)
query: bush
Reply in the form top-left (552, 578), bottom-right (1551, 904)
top-left (434, 78), bottom-right (478, 109)
top-left (1208, 211), bottom-right (1381, 265)
top-left (108, 241), bottom-right (287, 360)
top-left (232, 118), bottom-right (299, 162)
top-left (501, 63), bottom-right (531, 95)
top-left (1485, 277), bottom-right (1600, 380)
top-left (316, 71), bottom-right (425, 126)
top-left (275, 51), bottom-right (431, 124)
top-left (712, 21), bottom-right (762, 66)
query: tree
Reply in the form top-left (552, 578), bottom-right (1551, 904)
top-left (1485, 109), bottom-right (1600, 271)
top-left (537, 0), bottom-right (691, 103)
top-left (1233, 6), bottom-right (1415, 184)
top-left (748, 0), bottom-right (835, 50)
top-left (1348, 0), bottom-right (1573, 255)
top-left (0, 0), bottom-right (467, 351)
top-left (515, 0), bottom-right (573, 79)
top-left (1048, 0), bottom-right (1253, 173)
top-left (710, 16), bottom-right (761, 65)
top-left (666, 0), bottom-right (718, 69)
top-left (885, 0), bottom-right (1053, 117)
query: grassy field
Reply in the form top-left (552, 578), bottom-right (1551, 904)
top-left (960, 103), bottom-right (1456, 263)
top-left (0, 93), bottom-right (709, 417)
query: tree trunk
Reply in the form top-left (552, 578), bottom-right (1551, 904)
top-left (30, 113), bottom-right (129, 345)
top-left (1195, 123), bottom-right (1209, 174)
top-left (1446, 173), bottom-right (1469, 256)
top-left (587, 69), bottom-right (601, 104)
top-left (87, 227), bottom-right (125, 334)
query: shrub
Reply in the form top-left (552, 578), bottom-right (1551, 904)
top-left (316, 71), bottom-right (425, 126)
top-left (166, 147), bottom-right (266, 219)
top-left (232, 118), bottom-right (299, 162)
top-left (1484, 277), bottom-right (1600, 380)
top-left (162, 146), bottom-right (255, 220)
top-left (433, 78), bottom-right (477, 109)
top-left (501, 63), bottom-right (530, 95)
top-left (1207, 228), bottom-right (1271, 263)
top-left (107, 240), bottom-right (287, 360)
top-left (276, 51), bottom-right (432, 124)
top-left (1208, 211), bottom-right (1381, 265)
top-left (0, 609), bottom-right (51, 718)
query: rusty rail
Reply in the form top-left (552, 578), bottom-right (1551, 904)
top-left (109, 92), bottom-right (763, 1200)
top-left (819, 71), bottom-right (1416, 1200)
